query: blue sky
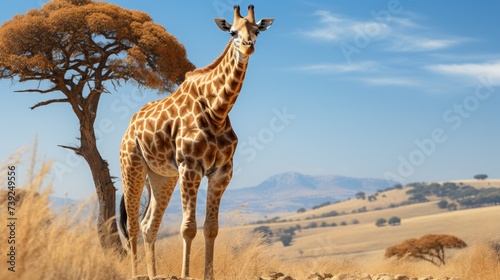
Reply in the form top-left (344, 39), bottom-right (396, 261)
top-left (1, 0), bottom-right (499, 199)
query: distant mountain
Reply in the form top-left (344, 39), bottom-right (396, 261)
top-left (164, 172), bottom-right (397, 219)
top-left (50, 172), bottom-right (396, 221)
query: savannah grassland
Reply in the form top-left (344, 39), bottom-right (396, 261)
top-left (1, 152), bottom-right (500, 280)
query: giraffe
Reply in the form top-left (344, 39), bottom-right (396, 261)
top-left (118, 5), bottom-right (273, 280)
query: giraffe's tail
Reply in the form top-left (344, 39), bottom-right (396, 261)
top-left (118, 178), bottom-right (152, 248)
top-left (118, 194), bottom-right (129, 242)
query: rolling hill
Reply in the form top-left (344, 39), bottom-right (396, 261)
top-left (163, 172), bottom-right (397, 220)
top-left (225, 178), bottom-right (500, 262)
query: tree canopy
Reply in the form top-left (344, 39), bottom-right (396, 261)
top-left (0, 0), bottom-right (194, 99)
top-left (474, 174), bottom-right (488, 180)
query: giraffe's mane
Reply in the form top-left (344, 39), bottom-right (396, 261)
top-left (185, 39), bottom-right (233, 80)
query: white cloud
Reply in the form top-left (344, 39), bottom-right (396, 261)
top-left (362, 77), bottom-right (418, 87)
top-left (301, 10), bottom-right (466, 53)
top-left (427, 61), bottom-right (500, 85)
top-left (389, 36), bottom-right (461, 52)
top-left (293, 61), bottom-right (378, 74)
top-left (301, 11), bottom-right (391, 42)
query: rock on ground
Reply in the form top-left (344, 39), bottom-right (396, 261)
top-left (258, 272), bottom-right (459, 280)
top-left (132, 273), bottom-right (459, 280)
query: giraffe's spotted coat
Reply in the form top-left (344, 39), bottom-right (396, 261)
top-left (120, 5), bottom-right (273, 280)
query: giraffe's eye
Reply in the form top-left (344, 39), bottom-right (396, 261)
top-left (230, 31), bottom-right (237, 37)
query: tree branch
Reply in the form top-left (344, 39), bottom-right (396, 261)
top-left (30, 98), bottom-right (70, 110)
top-left (15, 86), bottom-right (60, 94)
top-left (57, 144), bottom-right (82, 155)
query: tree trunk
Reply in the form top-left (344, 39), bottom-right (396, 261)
top-left (72, 89), bottom-right (124, 255)
top-left (79, 124), bottom-right (124, 254)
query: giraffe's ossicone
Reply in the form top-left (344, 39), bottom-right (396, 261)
top-left (119, 5), bottom-right (273, 280)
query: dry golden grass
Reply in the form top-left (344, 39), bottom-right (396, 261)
top-left (261, 204), bottom-right (500, 263)
top-left (1, 148), bottom-right (499, 279)
top-left (0, 148), bottom-right (125, 280)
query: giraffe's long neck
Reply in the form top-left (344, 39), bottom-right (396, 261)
top-left (198, 40), bottom-right (249, 126)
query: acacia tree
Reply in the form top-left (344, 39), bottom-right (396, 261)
top-left (474, 174), bottom-right (488, 180)
top-left (385, 234), bottom-right (467, 266)
top-left (0, 0), bottom-right (194, 251)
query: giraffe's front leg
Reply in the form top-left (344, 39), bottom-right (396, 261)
top-left (179, 162), bottom-right (203, 278)
top-left (204, 163), bottom-right (233, 280)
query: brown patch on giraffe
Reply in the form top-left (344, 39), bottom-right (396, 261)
top-left (188, 189), bottom-right (196, 196)
top-left (192, 141), bottom-right (207, 158)
top-left (229, 79), bottom-right (240, 90)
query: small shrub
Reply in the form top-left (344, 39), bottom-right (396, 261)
top-left (253, 226), bottom-right (273, 238)
top-left (280, 234), bottom-right (293, 247)
top-left (308, 222), bottom-right (318, 229)
top-left (437, 199), bottom-right (449, 209)
top-left (448, 202), bottom-right (458, 211)
top-left (375, 218), bottom-right (387, 227)
top-left (388, 216), bottom-right (401, 226)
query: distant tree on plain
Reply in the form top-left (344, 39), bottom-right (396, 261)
top-left (437, 200), bottom-right (449, 209)
top-left (385, 234), bottom-right (467, 266)
top-left (409, 193), bottom-right (429, 202)
top-left (253, 226), bottom-right (273, 238)
top-left (474, 174), bottom-right (488, 180)
top-left (280, 234), bottom-right (293, 247)
top-left (447, 202), bottom-right (458, 211)
top-left (375, 218), bottom-right (387, 227)
top-left (355, 191), bottom-right (366, 200)
top-left (297, 207), bottom-right (306, 213)
top-left (388, 216), bottom-right (401, 226)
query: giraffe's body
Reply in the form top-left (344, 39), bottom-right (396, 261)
top-left (119, 5), bottom-right (273, 280)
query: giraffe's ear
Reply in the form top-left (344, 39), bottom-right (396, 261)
top-left (256, 18), bottom-right (274, 32)
top-left (214, 18), bottom-right (232, 32)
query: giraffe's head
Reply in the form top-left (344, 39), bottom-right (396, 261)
top-left (214, 5), bottom-right (274, 57)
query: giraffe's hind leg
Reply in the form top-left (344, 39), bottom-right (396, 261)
top-left (121, 154), bottom-right (147, 277)
top-left (141, 170), bottom-right (178, 279)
